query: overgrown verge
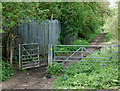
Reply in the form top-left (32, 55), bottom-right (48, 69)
top-left (103, 5), bottom-right (118, 43)
top-left (1, 61), bottom-right (14, 81)
top-left (46, 47), bottom-right (119, 89)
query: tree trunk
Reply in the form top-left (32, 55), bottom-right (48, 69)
top-left (5, 26), bottom-right (13, 62)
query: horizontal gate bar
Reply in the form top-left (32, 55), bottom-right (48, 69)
top-left (22, 65), bottom-right (39, 69)
top-left (22, 57), bottom-right (38, 60)
top-left (55, 56), bottom-right (110, 59)
top-left (22, 48), bottom-right (39, 51)
top-left (22, 60), bottom-right (39, 64)
top-left (21, 43), bottom-right (38, 45)
top-left (54, 60), bottom-right (113, 62)
top-left (22, 53), bottom-right (39, 57)
top-left (54, 45), bottom-right (120, 47)
top-left (54, 51), bottom-right (118, 53)
top-left (22, 63), bottom-right (39, 67)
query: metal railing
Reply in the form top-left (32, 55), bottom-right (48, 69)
top-left (52, 45), bottom-right (119, 64)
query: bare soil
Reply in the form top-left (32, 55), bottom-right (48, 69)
top-left (1, 33), bottom-right (106, 90)
top-left (2, 65), bottom-right (56, 89)
top-left (2, 59), bottom-right (57, 90)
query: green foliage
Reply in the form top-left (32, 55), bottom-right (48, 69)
top-left (104, 33), bottom-right (112, 42)
top-left (84, 29), bottom-right (101, 42)
top-left (13, 56), bottom-right (18, 64)
top-left (46, 62), bottom-right (65, 75)
top-left (18, 69), bottom-right (26, 72)
top-left (103, 5), bottom-right (118, 43)
top-left (54, 39), bottom-right (89, 55)
top-left (71, 39), bottom-right (89, 45)
top-left (59, 2), bottom-right (110, 42)
top-left (2, 2), bottom-right (109, 40)
top-left (53, 47), bottom-right (119, 89)
top-left (1, 61), bottom-right (14, 81)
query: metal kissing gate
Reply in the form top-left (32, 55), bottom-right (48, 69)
top-left (48, 44), bottom-right (119, 64)
top-left (19, 43), bottom-right (40, 69)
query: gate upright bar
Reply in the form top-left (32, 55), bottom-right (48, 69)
top-left (48, 44), bottom-right (52, 65)
top-left (19, 44), bottom-right (21, 69)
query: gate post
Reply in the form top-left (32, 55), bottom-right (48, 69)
top-left (19, 44), bottom-right (21, 69)
top-left (48, 44), bottom-right (52, 66)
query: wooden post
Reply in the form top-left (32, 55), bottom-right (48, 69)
top-left (10, 34), bottom-right (13, 66)
top-left (48, 44), bottom-right (52, 66)
top-left (109, 46), bottom-right (112, 62)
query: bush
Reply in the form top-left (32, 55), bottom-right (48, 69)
top-left (46, 62), bottom-right (65, 75)
top-left (1, 61), bottom-right (14, 81)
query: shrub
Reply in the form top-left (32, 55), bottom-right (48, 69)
top-left (1, 61), bottom-right (14, 81)
top-left (46, 62), bottom-right (65, 75)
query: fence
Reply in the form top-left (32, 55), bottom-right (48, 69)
top-left (48, 45), bottom-right (119, 65)
top-left (13, 19), bottom-right (61, 54)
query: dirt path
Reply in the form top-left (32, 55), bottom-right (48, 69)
top-left (1, 33), bottom-right (106, 90)
top-left (64, 33), bottom-right (106, 68)
top-left (2, 66), bottom-right (56, 89)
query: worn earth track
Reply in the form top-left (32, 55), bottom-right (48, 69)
top-left (1, 33), bottom-right (106, 90)
top-left (2, 65), bottom-right (56, 89)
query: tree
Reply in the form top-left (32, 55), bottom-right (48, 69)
top-left (2, 2), bottom-right (50, 62)
top-left (103, 3), bottom-right (118, 43)
top-left (2, 2), bottom-right (110, 62)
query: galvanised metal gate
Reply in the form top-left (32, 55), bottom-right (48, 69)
top-left (19, 43), bottom-right (40, 69)
top-left (51, 45), bottom-right (119, 64)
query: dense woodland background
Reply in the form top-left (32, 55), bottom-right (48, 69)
top-left (2, 2), bottom-right (111, 61)
top-left (0, 2), bottom-right (119, 89)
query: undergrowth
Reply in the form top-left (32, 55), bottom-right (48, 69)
top-left (50, 47), bottom-right (119, 89)
top-left (86, 29), bottom-right (101, 42)
top-left (1, 61), bottom-right (14, 81)
top-left (46, 62), bottom-right (65, 75)
top-left (104, 33), bottom-right (112, 42)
